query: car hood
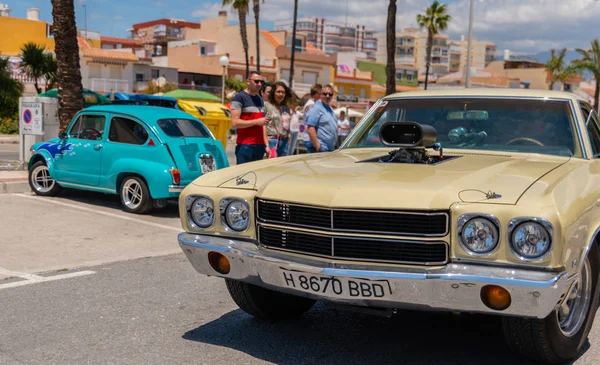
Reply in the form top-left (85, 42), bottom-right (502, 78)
top-left (192, 149), bottom-right (569, 209)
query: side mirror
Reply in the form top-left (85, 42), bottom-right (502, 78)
top-left (59, 132), bottom-right (68, 140)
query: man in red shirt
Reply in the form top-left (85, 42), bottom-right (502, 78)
top-left (231, 71), bottom-right (271, 164)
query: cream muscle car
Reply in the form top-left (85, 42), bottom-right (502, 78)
top-left (177, 89), bottom-right (600, 364)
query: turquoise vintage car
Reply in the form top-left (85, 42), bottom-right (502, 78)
top-left (27, 105), bottom-right (229, 214)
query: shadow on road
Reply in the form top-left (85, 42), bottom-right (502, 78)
top-left (54, 188), bottom-right (180, 218)
top-left (182, 303), bottom-right (544, 364)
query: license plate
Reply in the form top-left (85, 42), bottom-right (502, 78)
top-left (279, 268), bottom-right (392, 299)
top-left (199, 154), bottom-right (216, 174)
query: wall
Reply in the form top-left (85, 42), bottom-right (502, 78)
top-left (485, 61), bottom-right (548, 90)
top-left (277, 58), bottom-right (331, 86)
top-left (0, 16), bottom-right (54, 55)
top-left (80, 59), bottom-right (135, 92)
top-left (167, 45), bottom-right (222, 76)
top-left (357, 61), bottom-right (418, 87)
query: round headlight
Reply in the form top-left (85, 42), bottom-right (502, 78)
top-left (460, 217), bottom-right (499, 254)
top-left (225, 200), bottom-right (250, 232)
top-left (191, 197), bottom-right (214, 228)
top-left (510, 222), bottom-right (551, 259)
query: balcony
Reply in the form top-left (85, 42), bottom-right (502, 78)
top-left (90, 78), bottom-right (130, 93)
top-left (395, 56), bottom-right (415, 64)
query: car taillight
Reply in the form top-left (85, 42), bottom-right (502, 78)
top-left (170, 168), bottom-right (180, 185)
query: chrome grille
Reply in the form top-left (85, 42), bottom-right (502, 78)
top-left (256, 199), bottom-right (449, 237)
top-left (258, 226), bottom-right (448, 265)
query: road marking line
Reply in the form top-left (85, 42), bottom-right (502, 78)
top-left (14, 193), bottom-right (181, 232)
top-left (0, 268), bottom-right (96, 290)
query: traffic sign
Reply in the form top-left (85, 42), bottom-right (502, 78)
top-left (23, 109), bottom-right (32, 124)
top-left (20, 102), bottom-right (43, 135)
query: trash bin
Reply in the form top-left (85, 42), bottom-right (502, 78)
top-left (177, 100), bottom-right (231, 148)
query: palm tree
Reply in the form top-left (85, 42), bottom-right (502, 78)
top-left (574, 40), bottom-right (600, 108)
top-left (43, 53), bottom-right (58, 91)
top-left (386, 0), bottom-right (397, 95)
top-left (222, 0), bottom-right (250, 78)
top-left (546, 48), bottom-right (578, 91)
top-left (416, 0), bottom-right (451, 90)
top-left (253, 0), bottom-right (264, 73)
top-left (288, 0), bottom-right (298, 89)
top-left (0, 57), bottom-right (23, 119)
top-left (20, 42), bottom-right (46, 94)
top-left (51, 0), bottom-right (84, 134)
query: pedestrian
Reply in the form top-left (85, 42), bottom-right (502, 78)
top-left (264, 81), bottom-right (292, 158)
top-left (304, 84), bottom-right (338, 153)
top-left (288, 104), bottom-right (301, 155)
top-left (260, 82), bottom-right (272, 101)
top-left (302, 83), bottom-right (322, 151)
top-left (337, 110), bottom-right (351, 147)
top-left (230, 71), bottom-right (270, 164)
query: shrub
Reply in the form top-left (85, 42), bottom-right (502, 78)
top-left (0, 116), bottom-right (18, 135)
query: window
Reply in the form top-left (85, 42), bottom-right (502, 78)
top-left (395, 71), bottom-right (403, 81)
top-left (406, 73), bottom-right (413, 82)
top-left (151, 69), bottom-right (160, 79)
top-left (109, 117), bottom-right (149, 145)
top-left (200, 46), bottom-right (206, 55)
top-left (360, 88), bottom-right (366, 99)
top-left (338, 86), bottom-right (345, 95)
top-left (302, 72), bottom-right (318, 85)
top-left (158, 119), bottom-right (211, 138)
top-left (583, 106), bottom-right (600, 156)
top-left (135, 73), bottom-right (144, 82)
top-left (68, 114), bottom-right (106, 140)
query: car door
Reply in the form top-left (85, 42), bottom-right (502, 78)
top-left (54, 113), bottom-right (107, 186)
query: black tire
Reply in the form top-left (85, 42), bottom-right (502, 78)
top-left (502, 244), bottom-right (600, 364)
top-left (225, 279), bottom-right (316, 320)
top-left (119, 175), bottom-right (153, 214)
top-left (28, 161), bottom-right (61, 196)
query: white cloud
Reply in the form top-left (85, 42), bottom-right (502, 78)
top-left (190, 0), bottom-right (600, 54)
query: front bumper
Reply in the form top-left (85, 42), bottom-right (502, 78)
top-left (178, 232), bottom-right (573, 319)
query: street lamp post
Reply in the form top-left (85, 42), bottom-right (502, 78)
top-left (219, 55), bottom-right (229, 104)
top-left (465, 0), bottom-right (474, 88)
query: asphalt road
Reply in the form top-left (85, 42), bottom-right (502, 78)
top-left (1, 190), bottom-right (600, 365)
top-left (0, 143), bottom-right (18, 161)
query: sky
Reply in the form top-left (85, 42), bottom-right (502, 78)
top-left (7, 0), bottom-right (600, 55)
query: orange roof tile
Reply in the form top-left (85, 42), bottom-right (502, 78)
top-left (101, 36), bottom-right (143, 47)
top-left (82, 48), bottom-right (139, 62)
top-left (77, 36), bottom-right (91, 50)
top-left (261, 31), bottom-right (280, 48)
top-left (396, 85), bottom-right (420, 92)
top-left (305, 43), bottom-right (324, 55)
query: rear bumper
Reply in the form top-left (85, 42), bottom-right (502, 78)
top-left (168, 184), bottom-right (187, 193)
top-left (178, 232), bottom-right (574, 319)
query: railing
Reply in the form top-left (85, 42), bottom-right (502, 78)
top-left (395, 56), bottom-right (415, 64)
top-left (90, 78), bottom-right (130, 93)
top-left (10, 74), bottom-right (40, 85)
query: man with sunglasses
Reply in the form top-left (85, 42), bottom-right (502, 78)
top-left (230, 71), bottom-right (271, 164)
top-left (305, 84), bottom-right (338, 153)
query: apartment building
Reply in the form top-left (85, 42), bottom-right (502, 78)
top-left (377, 28), bottom-right (496, 80)
top-left (376, 28), bottom-right (450, 78)
top-left (448, 35), bottom-right (496, 73)
top-left (274, 17), bottom-right (377, 60)
top-left (129, 18), bottom-right (200, 57)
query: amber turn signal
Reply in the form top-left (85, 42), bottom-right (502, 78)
top-left (208, 252), bottom-right (230, 274)
top-left (480, 285), bottom-right (511, 311)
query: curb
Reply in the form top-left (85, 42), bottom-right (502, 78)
top-left (0, 181), bottom-right (30, 194)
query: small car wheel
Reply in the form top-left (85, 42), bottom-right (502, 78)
top-left (225, 279), bottom-right (316, 320)
top-left (120, 176), bottom-right (153, 214)
top-left (502, 243), bottom-right (600, 364)
top-left (28, 161), bottom-right (61, 196)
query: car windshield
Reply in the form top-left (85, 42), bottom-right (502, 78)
top-left (345, 98), bottom-right (579, 157)
top-left (157, 118), bottom-right (211, 138)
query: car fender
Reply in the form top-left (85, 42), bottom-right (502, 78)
top-left (580, 221), bottom-right (600, 271)
top-left (28, 150), bottom-right (57, 174)
top-left (105, 158), bottom-right (173, 198)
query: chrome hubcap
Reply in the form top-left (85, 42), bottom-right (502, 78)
top-left (557, 257), bottom-right (592, 337)
top-left (31, 165), bottom-right (55, 193)
top-left (122, 179), bottom-right (143, 210)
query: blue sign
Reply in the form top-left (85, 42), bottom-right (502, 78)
top-left (23, 109), bottom-right (32, 124)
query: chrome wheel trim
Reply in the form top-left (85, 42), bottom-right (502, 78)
top-left (122, 179), bottom-right (143, 210)
top-left (557, 257), bottom-right (592, 337)
top-left (31, 165), bottom-right (55, 193)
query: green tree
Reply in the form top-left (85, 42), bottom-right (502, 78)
top-left (43, 53), bottom-right (57, 91)
top-left (417, 0), bottom-right (451, 90)
top-left (20, 42), bottom-right (46, 94)
top-left (386, 0), bottom-right (397, 95)
top-left (0, 57), bottom-right (23, 134)
top-left (545, 48), bottom-right (578, 91)
top-left (573, 40), bottom-right (600, 108)
top-left (222, 0), bottom-right (250, 78)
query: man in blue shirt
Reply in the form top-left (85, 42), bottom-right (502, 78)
top-left (304, 84), bottom-right (338, 153)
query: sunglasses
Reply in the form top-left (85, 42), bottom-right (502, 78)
top-left (250, 79), bottom-right (264, 84)
top-left (322, 92), bottom-right (333, 97)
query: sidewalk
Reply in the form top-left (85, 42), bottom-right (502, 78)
top-left (0, 170), bottom-right (29, 194)
top-left (0, 135), bottom-right (19, 144)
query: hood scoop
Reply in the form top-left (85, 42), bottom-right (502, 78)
top-left (360, 148), bottom-right (460, 165)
